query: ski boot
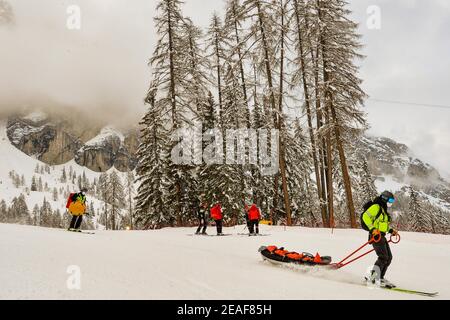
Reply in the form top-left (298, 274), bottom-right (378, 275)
top-left (378, 279), bottom-right (396, 288)
top-left (364, 270), bottom-right (377, 285)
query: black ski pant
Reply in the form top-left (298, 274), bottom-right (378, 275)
top-left (69, 215), bottom-right (83, 230)
top-left (248, 219), bottom-right (259, 234)
top-left (214, 219), bottom-right (223, 234)
top-left (372, 235), bottom-right (393, 279)
top-left (196, 215), bottom-right (207, 234)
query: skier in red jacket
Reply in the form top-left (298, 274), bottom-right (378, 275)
top-left (246, 203), bottom-right (261, 235)
top-left (210, 203), bottom-right (224, 236)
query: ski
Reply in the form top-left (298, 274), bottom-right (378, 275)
top-left (187, 233), bottom-right (232, 237)
top-left (237, 233), bottom-right (271, 236)
top-left (381, 287), bottom-right (438, 297)
top-left (67, 230), bottom-right (95, 235)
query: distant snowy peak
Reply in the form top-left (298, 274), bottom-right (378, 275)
top-left (361, 135), bottom-right (441, 183)
top-left (6, 112), bottom-right (139, 172)
top-left (75, 126), bottom-right (137, 173)
top-left (362, 135), bottom-right (450, 212)
top-left (22, 111), bottom-right (48, 124)
top-left (84, 126), bottom-right (125, 147)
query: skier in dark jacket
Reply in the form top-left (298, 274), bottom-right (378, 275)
top-left (362, 190), bottom-right (399, 288)
top-left (68, 188), bottom-right (88, 232)
top-left (195, 201), bottom-right (208, 235)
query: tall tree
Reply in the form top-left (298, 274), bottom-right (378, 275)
top-left (125, 171), bottom-right (136, 229)
top-left (108, 170), bottom-right (125, 230)
top-left (135, 85), bottom-right (172, 228)
top-left (315, 0), bottom-right (367, 228)
top-left (243, 0), bottom-right (292, 224)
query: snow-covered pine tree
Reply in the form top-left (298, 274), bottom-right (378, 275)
top-left (224, 0), bottom-right (251, 129)
top-left (52, 187), bottom-right (58, 202)
top-left (0, 199), bottom-right (8, 222)
top-left (125, 171), bottom-right (136, 229)
top-left (135, 84), bottom-right (171, 229)
top-left (9, 194), bottom-right (29, 224)
top-left (206, 13), bottom-right (229, 128)
top-left (284, 119), bottom-right (318, 226)
top-left (32, 204), bottom-right (39, 226)
top-left (290, 0), bottom-right (329, 227)
top-left (108, 169), bottom-right (125, 230)
top-left (314, 0), bottom-right (367, 228)
top-left (38, 177), bottom-right (43, 192)
top-left (408, 186), bottom-right (432, 233)
top-left (59, 168), bottom-right (66, 183)
top-left (98, 173), bottom-right (110, 229)
top-left (143, 0), bottom-right (200, 226)
top-left (209, 62), bottom-right (249, 224)
top-left (242, 0), bottom-right (293, 224)
top-left (52, 209), bottom-right (62, 229)
top-left (39, 198), bottom-right (52, 227)
top-left (31, 176), bottom-right (37, 191)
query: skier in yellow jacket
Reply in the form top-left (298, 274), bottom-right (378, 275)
top-left (67, 188), bottom-right (88, 232)
top-left (362, 190), bottom-right (399, 288)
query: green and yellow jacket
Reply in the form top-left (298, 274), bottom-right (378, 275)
top-left (362, 200), bottom-right (392, 234)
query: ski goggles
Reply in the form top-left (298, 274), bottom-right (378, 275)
top-left (388, 198), bottom-right (395, 204)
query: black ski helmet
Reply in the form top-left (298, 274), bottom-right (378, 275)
top-left (380, 190), bottom-right (394, 203)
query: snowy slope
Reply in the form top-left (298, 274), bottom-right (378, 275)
top-left (0, 223), bottom-right (448, 300)
top-left (0, 120), bottom-right (124, 225)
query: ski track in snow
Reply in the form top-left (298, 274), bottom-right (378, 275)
top-left (0, 223), bottom-right (449, 300)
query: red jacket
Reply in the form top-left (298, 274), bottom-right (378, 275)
top-left (248, 204), bottom-right (261, 220)
top-left (210, 204), bottom-right (223, 220)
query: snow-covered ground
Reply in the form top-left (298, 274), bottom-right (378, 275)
top-left (1, 223), bottom-right (448, 300)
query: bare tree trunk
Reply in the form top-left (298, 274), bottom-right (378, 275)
top-left (231, 2), bottom-right (251, 128)
top-left (293, 0), bottom-right (327, 227)
top-left (213, 16), bottom-right (224, 127)
top-left (256, 0), bottom-right (292, 225)
top-left (166, 1), bottom-right (182, 223)
top-left (325, 107), bottom-right (334, 229)
top-left (277, 0), bottom-right (292, 226)
top-left (330, 106), bottom-right (357, 228)
top-left (312, 45), bottom-right (329, 227)
top-left (317, 0), bottom-right (356, 228)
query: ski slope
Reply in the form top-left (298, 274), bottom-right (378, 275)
top-left (0, 120), bottom-right (127, 226)
top-left (0, 223), bottom-right (449, 300)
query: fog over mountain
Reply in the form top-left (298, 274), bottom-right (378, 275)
top-left (0, 0), bottom-right (449, 175)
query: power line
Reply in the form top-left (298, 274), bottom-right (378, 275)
top-left (369, 98), bottom-right (450, 110)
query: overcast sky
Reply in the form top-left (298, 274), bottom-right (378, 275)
top-left (0, 0), bottom-right (449, 177)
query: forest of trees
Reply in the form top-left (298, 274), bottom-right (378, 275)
top-left (1, 165), bottom-right (135, 231)
top-left (135, 0), bottom-right (372, 229)
top-left (0, 195), bottom-right (95, 230)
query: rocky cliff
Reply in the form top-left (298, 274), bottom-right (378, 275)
top-left (6, 111), bottom-right (139, 172)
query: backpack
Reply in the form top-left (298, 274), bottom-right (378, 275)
top-left (66, 193), bottom-right (76, 209)
top-left (360, 200), bottom-right (382, 231)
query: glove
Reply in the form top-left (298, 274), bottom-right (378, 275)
top-left (390, 228), bottom-right (398, 236)
top-left (371, 229), bottom-right (380, 236)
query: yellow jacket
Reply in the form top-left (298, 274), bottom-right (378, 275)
top-left (362, 204), bottom-right (391, 233)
